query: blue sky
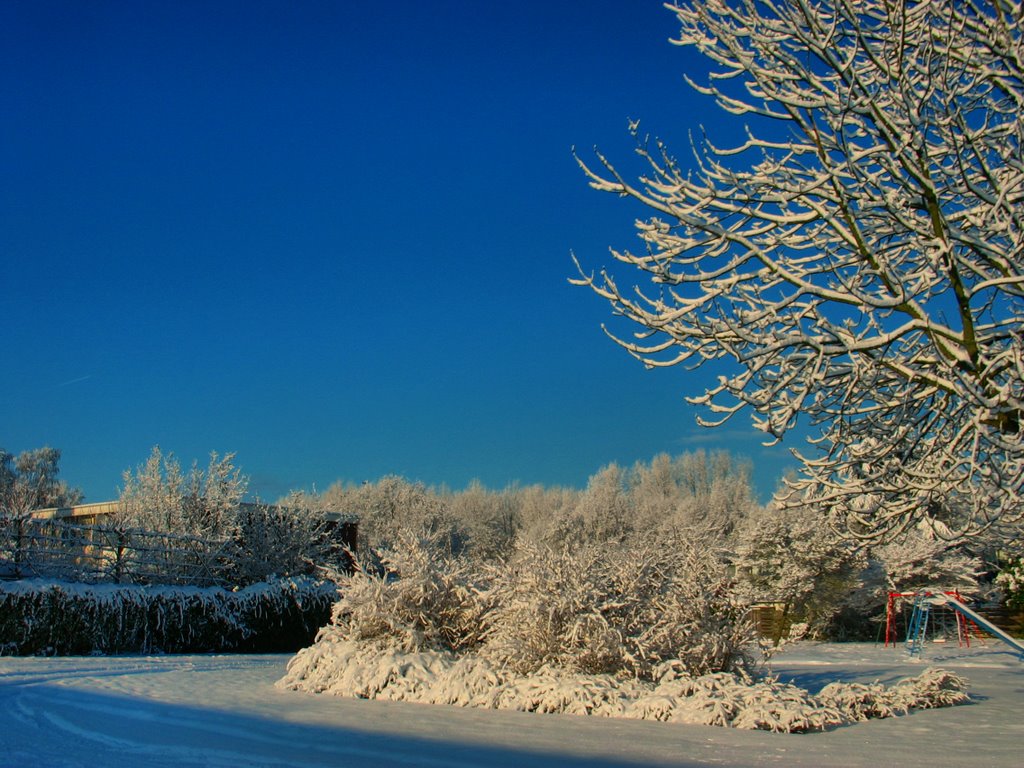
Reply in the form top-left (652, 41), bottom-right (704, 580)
top-left (2, 0), bottom-right (801, 503)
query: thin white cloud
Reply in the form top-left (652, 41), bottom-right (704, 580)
top-left (674, 428), bottom-right (767, 446)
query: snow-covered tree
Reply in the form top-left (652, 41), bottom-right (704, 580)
top-left (733, 495), bottom-right (864, 637)
top-left (0, 446), bottom-right (83, 573)
top-left (229, 495), bottom-right (340, 584)
top-left (630, 451), bottom-right (758, 538)
top-left (0, 446), bottom-right (82, 519)
top-left (869, 532), bottom-right (982, 598)
top-left (115, 446), bottom-right (187, 532)
top-left (995, 557), bottom-right (1024, 609)
top-left (116, 446), bottom-right (246, 537)
top-left (446, 480), bottom-right (521, 561)
top-left (840, 530), bottom-right (984, 631)
top-left (183, 451), bottom-right (247, 538)
top-left (324, 475), bottom-right (464, 555)
top-left (512, 483), bottom-right (580, 548)
top-left (551, 463), bottom-right (633, 546)
top-left (573, 0), bottom-right (1024, 541)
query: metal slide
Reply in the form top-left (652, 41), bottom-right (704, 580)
top-left (927, 594), bottom-right (1024, 658)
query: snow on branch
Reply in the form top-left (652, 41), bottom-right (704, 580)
top-left (573, 0), bottom-right (1024, 541)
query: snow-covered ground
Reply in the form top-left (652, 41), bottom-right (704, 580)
top-left (1, 641), bottom-right (1021, 768)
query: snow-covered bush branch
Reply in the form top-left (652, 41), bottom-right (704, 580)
top-left (996, 558), bottom-right (1024, 609)
top-left (483, 538), bottom-right (753, 679)
top-left (323, 529), bottom-right (488, 654)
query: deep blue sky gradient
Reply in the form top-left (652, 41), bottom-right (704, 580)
top-left (2, 0), bottom-right (801, 502)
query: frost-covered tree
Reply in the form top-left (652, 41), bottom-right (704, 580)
top-left (574, 0), bottom-right (1024, 541)
top-left (229, 494), bottom-right (341, 584)
top-left (512, 483), bottom-right (580, 547)
top-left (837, 529), bottom-right (984, 637)
top-left (869, 531), bottom-right (982, 598)
top-left (323, 475), bottom-right (464, 555)
top-left (115, 446), bottom-right (187, 532)
top-left (183, 451), bottom-right (247, 538)
top-left (733, 495), bottom-right (864, 637)
top-left (0, 446), bottom-right (83, 573)
top-left (116, 446), bottom-right (246, 537)
top-left (552, 463), bottom-right (633, 546)
top-left (630, 451), bottom-right (758, 538)
top-left (446, 480), bottom-right (521, 561)
top-left (0, 446), bottom-right (83, 519)
top-left (996, 557), bottom-right (1024, 609)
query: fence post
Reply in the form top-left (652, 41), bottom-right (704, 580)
top-left (13, 517), bottom-right (25, 578)
top-left (114, 530), bottom-right (127, 584)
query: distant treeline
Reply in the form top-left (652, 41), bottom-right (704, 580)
top-left (285, 450), bottom-right (759, 560)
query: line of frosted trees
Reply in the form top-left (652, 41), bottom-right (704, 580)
top-left (3, 443), bottom-right (1003, 638)
top-left (287, 451), bottom-right (996, 641)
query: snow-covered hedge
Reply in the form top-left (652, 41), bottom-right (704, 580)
top-left (0, 577), bottom-right (337, 656)
top-left (278, 640), bottom-right (969, 732)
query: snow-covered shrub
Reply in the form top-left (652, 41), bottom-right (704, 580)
top-left (227, 500), bottom-right (344, 584)
top-left (279, 521), bottom-right (970, 733)
top-left (282, 640), bottom-right (452, 700)
top-left (309, 531), bottom-right (752, 679)
top-left (816, 680), bottom-right (903, 721)
top-left (279, 639), bottom-right (967, 733)
top-left (818, 668), bottom-right (969, 720)
top-left (319, 529), bottom-right (487, 654)
top-left (482, 537), bottom-right (753, 679)
top-left (311, 475), bottom-right (465, 555)
top-left (490, 666), bottom-right (638, 716)
top-left (732, 499), bottom-right (865, 639)
top-left (640, 667), bottom-right (844, 732)
top-left (0, 576), bottom-right (335, 655)
top-left (890, 668), bottom-right (971, 709)
top-left (996, 558), bottom-right (1024, 610)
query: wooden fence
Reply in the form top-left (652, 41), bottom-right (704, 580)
top-left (0, 516), bottom-right (232, 587)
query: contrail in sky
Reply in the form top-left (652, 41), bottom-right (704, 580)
top-left (55, 375), bottom-right (92, 388)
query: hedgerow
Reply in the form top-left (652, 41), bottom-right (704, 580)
top-left (0, 576), bottom-right (336, 655)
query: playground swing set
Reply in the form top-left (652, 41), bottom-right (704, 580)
top-left (885, 590), bottom-right (1024, 659)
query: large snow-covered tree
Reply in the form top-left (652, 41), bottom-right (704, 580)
top-left (574, 0), bottom-right (1024, 541)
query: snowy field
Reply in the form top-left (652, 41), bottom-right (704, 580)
top-left (1, 641), bottom-right (1021, 768)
